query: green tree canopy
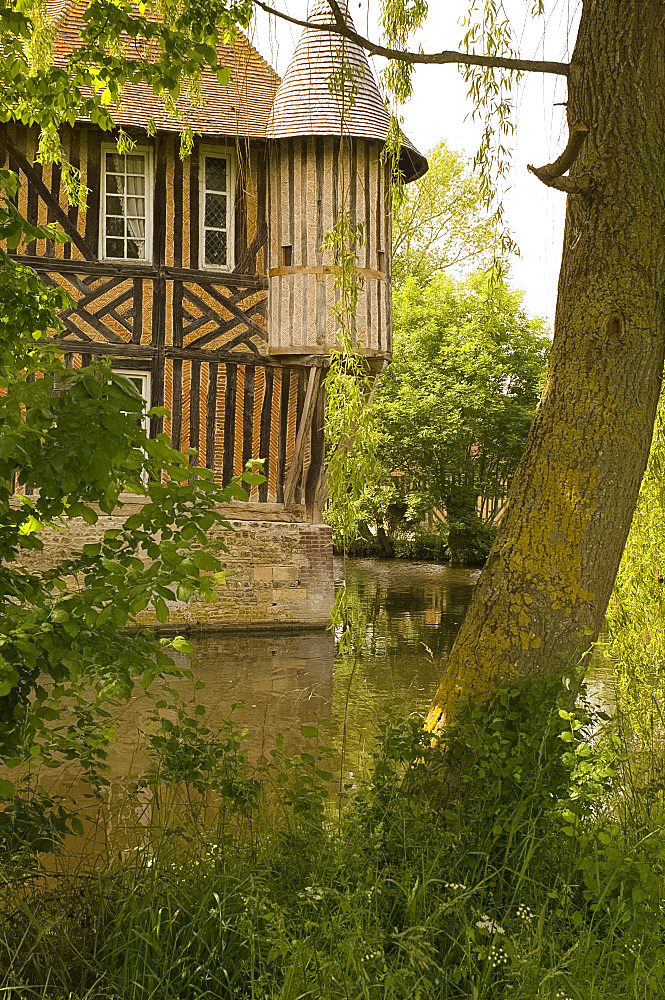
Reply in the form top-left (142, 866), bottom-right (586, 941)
top-left (391, 142), bottom-right (499, 288)
top-left (362, 272), bottom-right (549, 563)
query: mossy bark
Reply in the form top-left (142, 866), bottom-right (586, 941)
top-left (428, 1), bottom-right (665, 729)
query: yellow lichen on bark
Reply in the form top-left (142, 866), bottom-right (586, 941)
top-left (426, 445), bottom-right (598, 731)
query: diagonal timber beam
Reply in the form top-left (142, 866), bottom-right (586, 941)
top-left (283, 367), bottom-right (322, 507)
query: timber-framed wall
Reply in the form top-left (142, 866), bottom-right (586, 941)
top-left (2, 122), bottom-right (327, 513)
top-left (5, 1), bottom-right (427, 628)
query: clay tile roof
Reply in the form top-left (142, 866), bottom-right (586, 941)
top-left (50, 0), bottom-right (281, 139)
top-left (266, 0), bottom-right (427, 182)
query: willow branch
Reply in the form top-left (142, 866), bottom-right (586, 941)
top-left (253, 0), bottom-right (570, 77)
top-left (527, 123), bottom-right (593, 194)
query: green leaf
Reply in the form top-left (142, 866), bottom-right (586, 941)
top-left (0, 779), bottom-right (14, 799)
top-left (79, 505), bottom-right (98, 525)
top-left (176, 581), bottom-right (195, 602)
top-left (170, 636), bottom-right (194, 654)
top-left (153, 596), bottom-right (169, 624)
top-left (300, 725), bottom-right (319, 739)
top-left (0, 655), bottom-right (19, 697)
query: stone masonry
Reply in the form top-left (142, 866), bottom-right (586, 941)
top-left (18, 497), bottom-right (335, 631)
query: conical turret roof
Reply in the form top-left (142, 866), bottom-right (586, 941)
top-left (266, 0), bottom-right (427, 182)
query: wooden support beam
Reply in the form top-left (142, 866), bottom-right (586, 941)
top-left (305, 379), bottom-right (326, 521)
top-left (48, 338), bottom-right (331, 369)
top-left (0, 138), bottom-right (95, 260)
top-left (16, 255), bottom-right (269, 290)
top-left (283, 366), bottom-right (321, 507)
top-left (268, 263), bottom-right (386, 282)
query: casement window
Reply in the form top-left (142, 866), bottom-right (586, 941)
top-left (115, 369), bottom-right (151, 436)
top-left (101, 147), bottom-right (152, 261)
top-left (199, 148), bottom-right (235, 270)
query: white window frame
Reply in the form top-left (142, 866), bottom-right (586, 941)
top-left (199, 145), bottom-right (236, 272)
top-left (114, 369), bottom-right (152, 436)
top-left (100, 144), bottom-right (153, 264)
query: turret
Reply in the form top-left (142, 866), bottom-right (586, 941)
top-left (265, 0), bottom-right (426, 360)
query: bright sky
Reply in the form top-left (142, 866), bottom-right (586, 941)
top-left (249, 1), bottom-right (582, 328)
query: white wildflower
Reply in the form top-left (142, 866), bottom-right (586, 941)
top-left (476, 914), bottom-right (505, 934)
top-left (298, 885), bottom-right (324, 902)
top-left (488, 944), bottom-right (509, 968)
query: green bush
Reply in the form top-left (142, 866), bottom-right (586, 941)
top-left (446, 514), bottom-right (497, 566)
top-left (394, 524), bottom-right (450, 561)
top-left (395, 519), bottom-right (496, 565)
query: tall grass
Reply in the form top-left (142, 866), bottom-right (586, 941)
top-left (1, 675), bottom-right (664, 1000)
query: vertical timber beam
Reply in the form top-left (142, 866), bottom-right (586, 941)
top-left (305, 377), bottom-right (326, 521)
top-left (150, 135), bottom-right (167, 437)
top-left (283, 366), bottom-right (321, 507)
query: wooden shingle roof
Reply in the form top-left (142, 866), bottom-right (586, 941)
top-left (266, 0), bottom-right (427, 182)
top-left (49, 0), bottom-right (281, 139)
top-left (47, 0), bottom-right (426, 180)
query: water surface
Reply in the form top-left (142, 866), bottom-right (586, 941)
top-left (43, 557), bottom-right (616, 856)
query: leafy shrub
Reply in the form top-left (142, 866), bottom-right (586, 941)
top-left (394, 524), bottom-right (450, 561)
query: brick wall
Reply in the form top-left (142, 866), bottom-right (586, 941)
top-left (18, 500), bottom-right (335, 630)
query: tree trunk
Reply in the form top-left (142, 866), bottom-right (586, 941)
top-left (376, 521), bottom-right (395, 558)
top-left (427, 0), bottom-right (665, 729)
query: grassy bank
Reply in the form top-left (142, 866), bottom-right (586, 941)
top-left (1, 677), bottom-right (664, 1000)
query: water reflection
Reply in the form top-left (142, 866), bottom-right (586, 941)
top-left (331, 559), bottom-right (480, 769)
top-left (183, 632), bottom-right (335, 755)
top-left (339, 557), bottom-right (479, 660)
top-left (140, 559), bottom-right (480, 762)
top-left (40, 557), bottom-right (624, 859)
top-left (50, 558), bottom-right (622, 804)
top-left (48, 560), bottom-right (480, 845)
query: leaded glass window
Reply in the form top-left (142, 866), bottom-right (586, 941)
top-left (201, 152), bottom-right (233, 268)
top-left (102, 150), bottom-right (149, 260)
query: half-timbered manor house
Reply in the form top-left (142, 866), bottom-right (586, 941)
top-left (9, 0), bottom-right (426, 627)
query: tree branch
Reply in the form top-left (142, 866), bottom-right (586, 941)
top-left (253, 0), bottom-right (570, 77)
top-left (527, 123), bottom-right (593, 194)
top-left (326, 0), bottom-right (346, 29)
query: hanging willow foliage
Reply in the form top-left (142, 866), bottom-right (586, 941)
top-left (322, 211), bottom-right (378, 550)
top-left (321, 0), bottom-right (536, 555)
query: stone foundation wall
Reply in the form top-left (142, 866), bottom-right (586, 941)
top-left (18, 499), bottom-right (335, 630)
top-left (147, 517), bottom-right (335, 629)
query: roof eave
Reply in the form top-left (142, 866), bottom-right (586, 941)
top-left (400, 147), bottom-right (428, 184)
